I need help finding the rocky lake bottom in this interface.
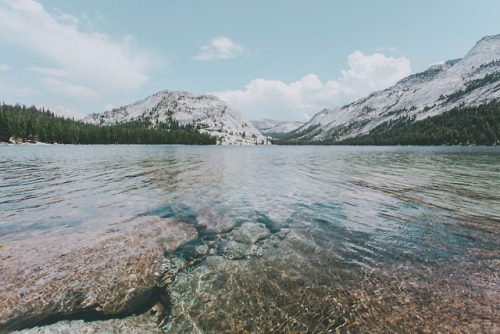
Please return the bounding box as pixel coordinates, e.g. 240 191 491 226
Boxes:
0 145 499 333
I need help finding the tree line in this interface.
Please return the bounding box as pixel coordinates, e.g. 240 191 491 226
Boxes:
0 103 217 145
273 101 500 146
335 101 500 146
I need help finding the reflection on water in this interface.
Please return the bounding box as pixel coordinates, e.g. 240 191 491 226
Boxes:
1 145 499 332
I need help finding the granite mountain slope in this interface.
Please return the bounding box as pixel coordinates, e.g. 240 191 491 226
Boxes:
285 34 500 142
84 91 269 145
251 119 304 137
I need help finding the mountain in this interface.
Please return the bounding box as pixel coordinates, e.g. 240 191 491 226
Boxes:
336 101 500 146
0 103 216 145
84 90 269 145
251 119 304 137
283 34 500 143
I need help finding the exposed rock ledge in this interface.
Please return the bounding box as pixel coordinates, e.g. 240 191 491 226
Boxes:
0 216 197 333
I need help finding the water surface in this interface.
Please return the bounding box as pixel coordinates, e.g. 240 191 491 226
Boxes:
1 145 499 332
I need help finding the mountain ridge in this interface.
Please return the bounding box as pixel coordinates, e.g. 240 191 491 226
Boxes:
251 119 304 136
282 34 500 143
84 90 269 145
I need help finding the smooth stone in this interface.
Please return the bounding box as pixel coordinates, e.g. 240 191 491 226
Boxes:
0 216 197 332
195 244 209 256
276 228 291 239
13 313 163 334
197 214 237 233
231 222 270 244
220 240 264 260
223 240 251 259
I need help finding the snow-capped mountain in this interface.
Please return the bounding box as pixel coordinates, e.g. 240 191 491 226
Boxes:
287 34 500 142
84 90 269 145
251 119 304 136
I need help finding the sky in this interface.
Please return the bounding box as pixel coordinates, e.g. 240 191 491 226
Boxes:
1 0 500 122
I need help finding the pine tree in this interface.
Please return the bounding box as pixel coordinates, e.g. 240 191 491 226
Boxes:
0 110 11 142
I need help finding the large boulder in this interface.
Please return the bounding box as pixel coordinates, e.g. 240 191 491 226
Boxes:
0 216 197 332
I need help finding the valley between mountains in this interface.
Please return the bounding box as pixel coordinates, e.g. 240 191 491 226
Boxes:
82 34 500 146
1 35 499 146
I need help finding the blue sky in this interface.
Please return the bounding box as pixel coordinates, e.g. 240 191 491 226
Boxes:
1 0 499 121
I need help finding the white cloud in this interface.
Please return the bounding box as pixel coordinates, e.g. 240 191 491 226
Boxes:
340 51 411 92
0 0 152 95
28 66 71 77
194 36 245 61
0 81 40 97
0 64 9 71
37 104 86 120
40 77 99 101
123 34 134 43
210 51 411 121
54 11 79 27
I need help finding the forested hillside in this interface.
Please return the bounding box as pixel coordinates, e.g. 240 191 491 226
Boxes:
84 90 269 145
307 101 499 146
281 35 500 143
0 104 216 145
273 101 500 146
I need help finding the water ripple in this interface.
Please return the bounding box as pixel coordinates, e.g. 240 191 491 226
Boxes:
1 145 499 269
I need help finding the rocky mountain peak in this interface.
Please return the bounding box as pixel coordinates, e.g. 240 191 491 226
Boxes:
282 34 500 143
84 90 269 145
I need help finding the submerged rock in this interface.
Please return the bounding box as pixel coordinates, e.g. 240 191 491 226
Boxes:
195 244 209 256
196 213 237 233
231 222 270 244
220 240 265 260
0 216 197 332
14 314 163 334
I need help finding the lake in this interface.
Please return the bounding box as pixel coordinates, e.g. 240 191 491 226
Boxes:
1 145 499 332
